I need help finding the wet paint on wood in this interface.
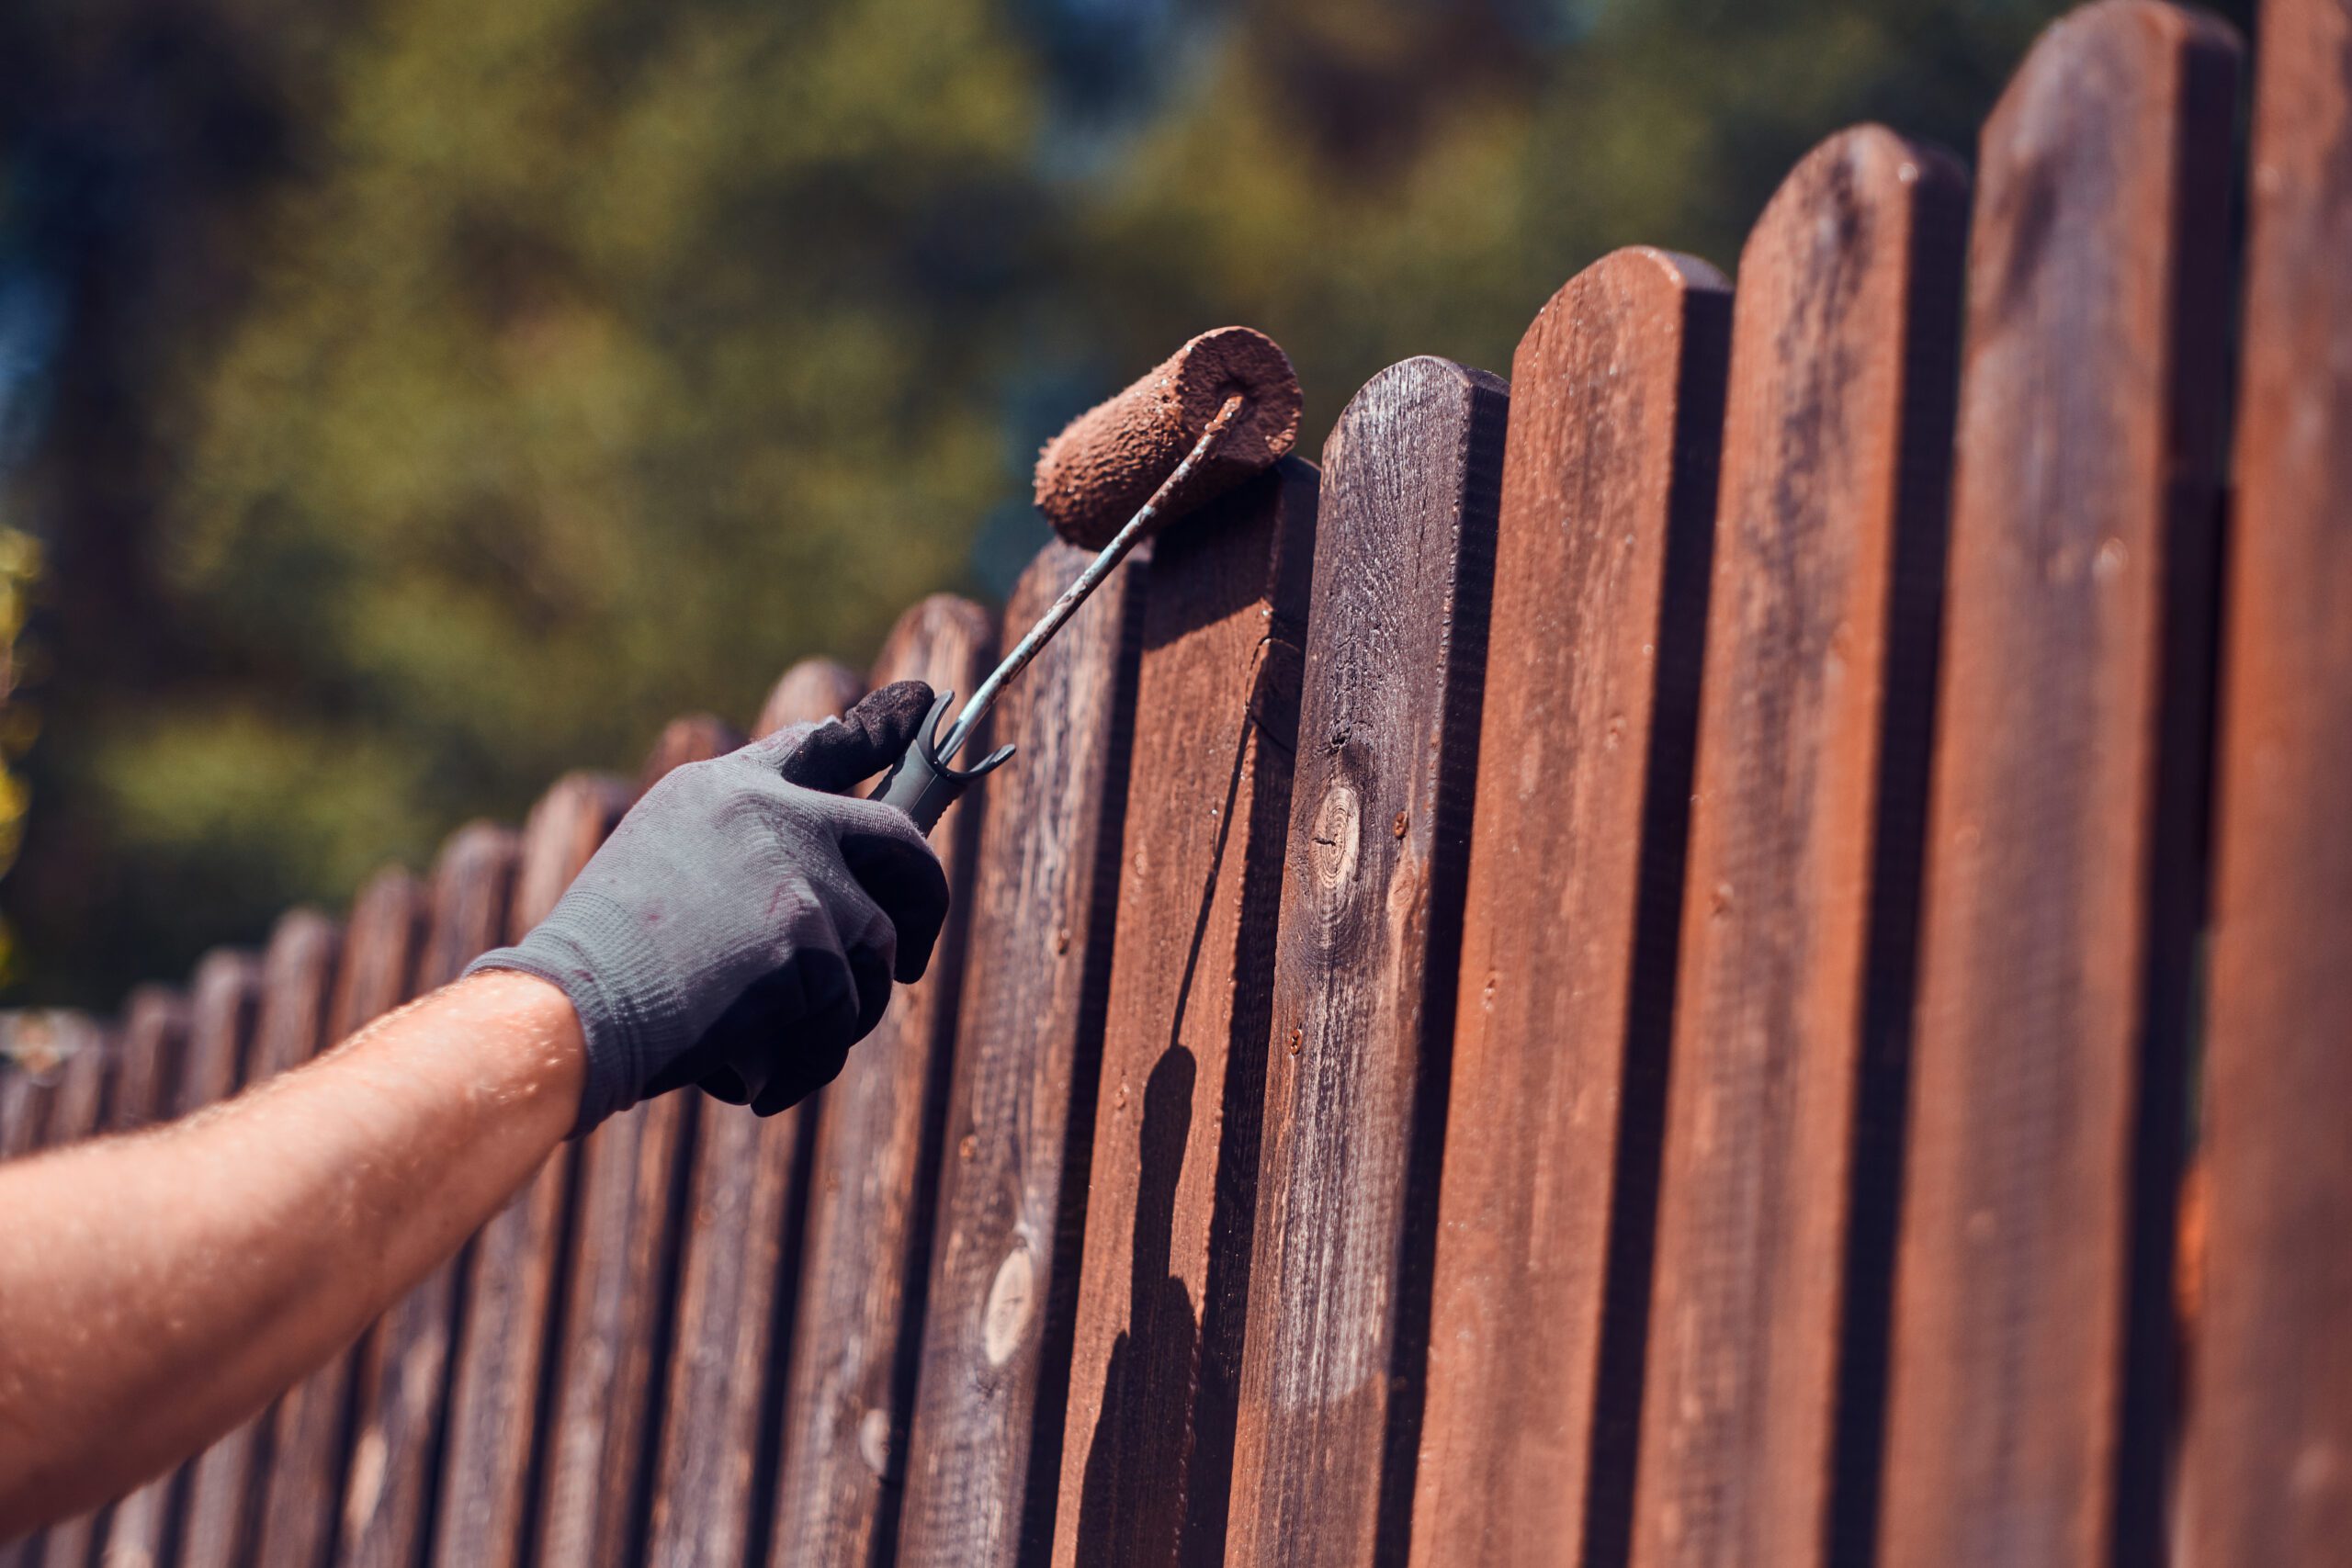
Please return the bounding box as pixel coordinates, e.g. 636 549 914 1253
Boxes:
1410 249 1730 1568
1876 6 2240 1566
767 599 997 1567
641 662 859 1568
1050 460 1320 1568
337 826 519 1568
252 869 429 1568
1227 356 1509 1567
435 775 631 1568
2184 0 2352 1556
893 543 1147 1567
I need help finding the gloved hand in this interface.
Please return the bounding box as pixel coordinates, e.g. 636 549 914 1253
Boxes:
469 682 950 1134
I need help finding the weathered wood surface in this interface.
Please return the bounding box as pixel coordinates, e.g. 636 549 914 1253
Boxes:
642 661 859 1568
338 826 520 1568
2185 0 2352 1557
1227 356 1509 1567
1410 249 1729 1568
179 912 345 1568
435 774 630 1568
1049 460 1320 1568
1627 130 1965 1568
1877 6 2240 1567
766 598 996 1566
893 543 1147 1566
528 742 729 1568
251 868 428 1568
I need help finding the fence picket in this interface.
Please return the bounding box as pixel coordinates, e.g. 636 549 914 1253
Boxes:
1049 459 1320 1568
1226 356 1509 1566
893 542 1147 1567
1410 248 1729 1568
2185 0 2352 1557
1876 6 2241 1565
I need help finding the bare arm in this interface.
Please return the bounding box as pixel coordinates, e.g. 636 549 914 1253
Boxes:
0 971 582 1536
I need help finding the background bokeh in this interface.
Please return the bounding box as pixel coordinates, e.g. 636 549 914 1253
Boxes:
0 0 2254 1005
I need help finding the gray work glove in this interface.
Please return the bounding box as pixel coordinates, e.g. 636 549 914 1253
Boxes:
469 682 950 1134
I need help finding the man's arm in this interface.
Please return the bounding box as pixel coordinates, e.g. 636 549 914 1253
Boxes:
0 971 580 1536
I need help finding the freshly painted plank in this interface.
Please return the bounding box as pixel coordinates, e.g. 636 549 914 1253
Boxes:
179 912 344 1568
1877 6 2240 1567
1625 131 1966 1568
893 543 1148 1566
252 869 429 1568
767 597 997 1566
640 661 858 1568
434 775 630 1568
527 737 731 1568
1049 460 1321 1568
337 826 520 1568
1226 356 1510 1567
1410 249 1730 1568
2185 0 2352 1557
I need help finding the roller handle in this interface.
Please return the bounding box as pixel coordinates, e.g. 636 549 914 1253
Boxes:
870 687 1014 834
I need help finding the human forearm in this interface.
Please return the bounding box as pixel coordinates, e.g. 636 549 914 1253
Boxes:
0 970 582 1534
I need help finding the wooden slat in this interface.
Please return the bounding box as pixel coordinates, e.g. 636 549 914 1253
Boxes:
526 736 729 1568
640 661 859 1568
893 543 1148 1566
766 597 996 1564
1624 130 1965 1568
179 912 344 1568
434 775 629 1568
21 1015 113 1568
337 826 520 1568
251 869 429 1568
1227 356 1509 1566
2185 0 2352 1557
1877 6 2240 1567
1048 460 1321 1568
1410 249 1730 1568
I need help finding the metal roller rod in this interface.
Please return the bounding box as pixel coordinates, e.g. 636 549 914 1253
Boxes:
933 393 1246 765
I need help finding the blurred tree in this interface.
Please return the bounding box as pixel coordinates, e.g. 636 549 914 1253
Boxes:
0 0 2252 1003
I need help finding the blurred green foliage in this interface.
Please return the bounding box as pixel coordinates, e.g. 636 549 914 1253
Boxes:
0 0 2254 1003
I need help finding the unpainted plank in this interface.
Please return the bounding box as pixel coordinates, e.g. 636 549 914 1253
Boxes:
528 739 730 1568
1625 130 1966 1568
434 774 631 1568
337 826 520 1568
766 597 997 1566
252 869 429 1568
1409 248 1730 1568
1049 460 1321 1568
640 661 859 1568
2184 0 2352 1556
1224 355 1510 1568
892 543 1148 1567
1876 6 2241 1567
178 912 345 1568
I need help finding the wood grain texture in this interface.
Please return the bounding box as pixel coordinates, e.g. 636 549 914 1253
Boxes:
766 597 997 1568
1409 249 1730 1568
892 543 1148 1567
1226 356 1509 1568
1049 459 1321 1568
526 747 730 1568
1626 131 1966 1568
252 870 429 1568
175 913 344 1568
337 825 519 1568
640 662 857 1568
435 775 630 1568
1877 6 2240 1567
2184 0 2352 1557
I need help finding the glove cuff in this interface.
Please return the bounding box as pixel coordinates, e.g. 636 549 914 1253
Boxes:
467 887 696 1135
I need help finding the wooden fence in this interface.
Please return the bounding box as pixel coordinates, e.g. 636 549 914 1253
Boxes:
4 0 2346 1562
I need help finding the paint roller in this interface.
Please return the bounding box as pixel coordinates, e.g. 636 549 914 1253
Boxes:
871 326 1304 831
